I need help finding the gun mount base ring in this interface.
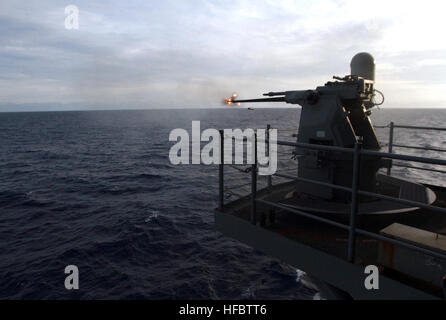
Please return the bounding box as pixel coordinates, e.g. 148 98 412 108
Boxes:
282 174 436 215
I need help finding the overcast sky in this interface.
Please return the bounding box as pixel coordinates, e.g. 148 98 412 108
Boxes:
1 0 446 111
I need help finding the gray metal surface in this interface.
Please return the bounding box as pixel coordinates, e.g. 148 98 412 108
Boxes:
215 209 436 299
274 173 436 215
216 52 446 300
379 223 446 292
231 53 384 201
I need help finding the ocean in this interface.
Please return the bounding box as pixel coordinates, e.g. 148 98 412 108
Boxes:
1 108 445 299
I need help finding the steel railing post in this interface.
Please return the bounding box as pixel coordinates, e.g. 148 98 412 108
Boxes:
251 133 258 225
219 129 224 211
387 121 394 175
266 124 272 189
348 139 362 263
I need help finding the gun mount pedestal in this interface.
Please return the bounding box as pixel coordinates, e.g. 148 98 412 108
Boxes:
217 53 446 299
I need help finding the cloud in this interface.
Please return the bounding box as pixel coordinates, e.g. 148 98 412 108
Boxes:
0 0 446 111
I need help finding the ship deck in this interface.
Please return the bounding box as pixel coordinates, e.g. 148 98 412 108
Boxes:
215 181 446 299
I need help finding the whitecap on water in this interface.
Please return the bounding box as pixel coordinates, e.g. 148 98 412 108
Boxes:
295 269 319 291
144 211 160 223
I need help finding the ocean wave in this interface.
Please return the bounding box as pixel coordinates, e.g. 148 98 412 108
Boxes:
1 108 442 299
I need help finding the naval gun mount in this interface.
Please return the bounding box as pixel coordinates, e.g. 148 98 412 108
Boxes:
218 53 446 299
231 53 436 215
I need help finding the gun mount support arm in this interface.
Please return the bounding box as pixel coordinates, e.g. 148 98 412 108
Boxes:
233 90 319 105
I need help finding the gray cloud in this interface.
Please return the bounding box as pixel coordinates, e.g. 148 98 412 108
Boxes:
0 0 445 111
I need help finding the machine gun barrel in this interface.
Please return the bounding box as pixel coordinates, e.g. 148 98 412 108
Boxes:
232 97 286 103
263 92 287 97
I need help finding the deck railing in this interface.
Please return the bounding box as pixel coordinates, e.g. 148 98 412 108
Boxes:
376 122 446 175
218 123 446 264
